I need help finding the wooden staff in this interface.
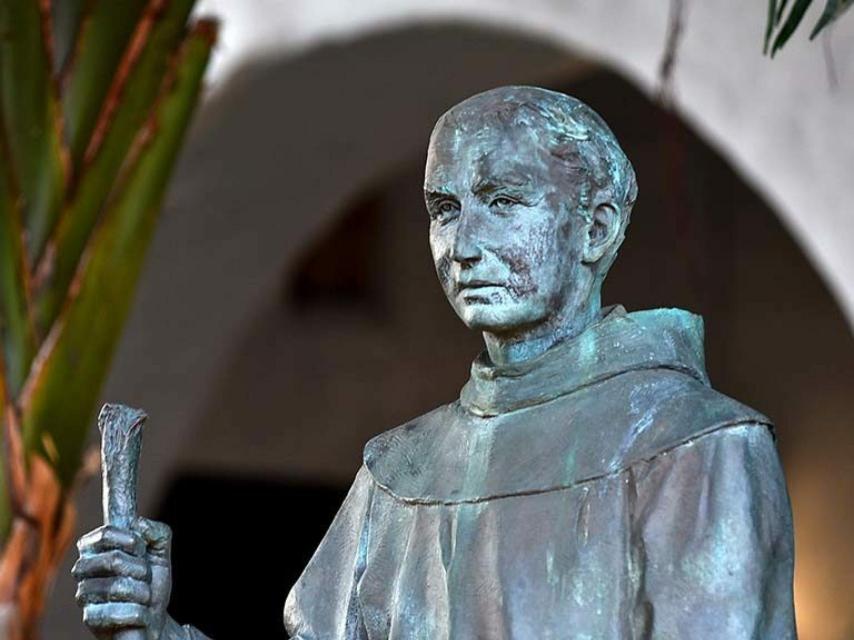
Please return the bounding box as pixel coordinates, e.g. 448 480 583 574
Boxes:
98 403 147 640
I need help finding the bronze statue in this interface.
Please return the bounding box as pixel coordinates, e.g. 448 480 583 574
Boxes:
73 87 797 639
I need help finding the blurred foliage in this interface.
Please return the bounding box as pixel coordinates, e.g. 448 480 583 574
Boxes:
0 1 216 636
765 0 853 54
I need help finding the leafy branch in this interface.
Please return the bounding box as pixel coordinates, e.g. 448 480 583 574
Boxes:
0 1 217 637
766 0 853 55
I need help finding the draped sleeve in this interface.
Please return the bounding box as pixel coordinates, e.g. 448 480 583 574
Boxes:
632 423 796 639
283 466 374 640
184 625 213 639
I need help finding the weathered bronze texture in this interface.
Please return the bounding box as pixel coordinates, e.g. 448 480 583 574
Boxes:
73 86 796 639
97 404 147 640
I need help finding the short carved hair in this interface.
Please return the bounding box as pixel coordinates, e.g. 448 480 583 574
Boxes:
435 86 638 277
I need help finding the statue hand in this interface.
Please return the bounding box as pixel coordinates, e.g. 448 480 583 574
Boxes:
73 518 174 640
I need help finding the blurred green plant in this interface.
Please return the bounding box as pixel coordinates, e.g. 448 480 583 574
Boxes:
0 1 216 636
765 0 853 54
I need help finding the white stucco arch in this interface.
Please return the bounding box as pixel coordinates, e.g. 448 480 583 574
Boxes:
199 0 854 326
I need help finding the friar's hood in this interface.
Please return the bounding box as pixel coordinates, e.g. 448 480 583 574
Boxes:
460 305 709 416
365 306 770 505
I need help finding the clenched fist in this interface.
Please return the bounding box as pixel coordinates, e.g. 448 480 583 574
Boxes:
73 518 185 639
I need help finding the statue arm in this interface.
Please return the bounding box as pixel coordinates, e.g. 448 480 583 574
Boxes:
284 466 374 639
184 625 213 640
633 423 796 639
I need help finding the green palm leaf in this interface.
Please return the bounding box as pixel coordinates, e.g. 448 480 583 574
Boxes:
50 0 86 73
766 0 854 53
36 0 196 335
21 23 216 487
61 0 150 165
771 0 814 55
0 0 67 261
0 0 216 633
810 0 854 37
0 138 36 396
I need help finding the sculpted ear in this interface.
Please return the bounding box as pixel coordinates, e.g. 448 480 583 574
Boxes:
582 202 622 265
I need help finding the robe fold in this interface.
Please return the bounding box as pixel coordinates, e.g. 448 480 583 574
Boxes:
283 307 797 639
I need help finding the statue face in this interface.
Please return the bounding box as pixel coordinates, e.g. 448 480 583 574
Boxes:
425 118 590 335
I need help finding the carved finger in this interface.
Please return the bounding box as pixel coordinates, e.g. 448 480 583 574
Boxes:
76 577 151 606
83 602 149 630
72 550 150 581
77 525 145 557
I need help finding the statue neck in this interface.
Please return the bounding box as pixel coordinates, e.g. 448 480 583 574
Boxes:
483 291 602 367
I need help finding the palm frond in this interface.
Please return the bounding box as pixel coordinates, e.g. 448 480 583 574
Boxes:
0 0 216 634
766 0 853 54
35 0 196 335
21 21 216 486
0 0 68 261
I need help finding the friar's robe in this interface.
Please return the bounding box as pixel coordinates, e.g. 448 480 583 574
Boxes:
283 307 797 639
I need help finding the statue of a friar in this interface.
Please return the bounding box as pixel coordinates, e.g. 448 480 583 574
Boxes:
73 86 797 639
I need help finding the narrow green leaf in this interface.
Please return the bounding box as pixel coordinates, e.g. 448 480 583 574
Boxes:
810 0 854 38
772 0 814 55
51 0 87 72
0 375 12 542
36 0 196 335
21 25 215 486
61 0 150 164
776 0 791 22
765 0 779 52
0 141 37 396
0 0 67 261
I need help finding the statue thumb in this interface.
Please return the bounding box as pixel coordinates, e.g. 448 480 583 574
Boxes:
132 518 172 562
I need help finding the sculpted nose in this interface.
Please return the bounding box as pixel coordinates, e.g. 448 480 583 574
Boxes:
451 212 482 266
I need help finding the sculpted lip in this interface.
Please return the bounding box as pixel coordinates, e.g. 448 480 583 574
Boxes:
455 280 505 295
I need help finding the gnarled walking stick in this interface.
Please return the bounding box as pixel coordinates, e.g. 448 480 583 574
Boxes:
98 403 147 640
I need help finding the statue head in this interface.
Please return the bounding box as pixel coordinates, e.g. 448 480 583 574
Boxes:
424 86 637 361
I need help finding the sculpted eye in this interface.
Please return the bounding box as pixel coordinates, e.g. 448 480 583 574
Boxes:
430 198 460 224
490 196 519 209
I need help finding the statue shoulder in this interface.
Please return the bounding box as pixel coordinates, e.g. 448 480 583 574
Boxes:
363 402 453 468
359 371 774 503
361 402 459 502
622 374 774 468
